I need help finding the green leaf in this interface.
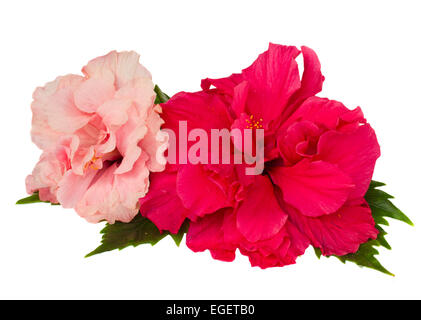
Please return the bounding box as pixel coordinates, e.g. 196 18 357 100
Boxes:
366 181 413 226
16 192 58 205
314 180 412 276
375 225 391 250
86 214 189 257
314 247 322 259
336 240 395 276
170 221 189 247
86 215 165 257
368 180 386 188
154 85 170 104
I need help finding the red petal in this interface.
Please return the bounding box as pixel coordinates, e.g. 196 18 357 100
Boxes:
241 43 301 123
176 165 233 219
162 90 232 137
186 208 236 262
281 46 325 121
277 120 320 165
139 172 188 234
239 220 310 269
287 199 378 256
270 159 354 217
201 73 244 95
236 175 287 242
282 96 363 131
316 124 380 199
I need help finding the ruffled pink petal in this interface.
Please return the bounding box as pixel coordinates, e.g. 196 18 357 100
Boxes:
140 172 189 234
57 168 99 209
316 124 380 199
31 75 92 138
96 131 117 155
31 77 77 150
270 159 354 217
82 51 152 89
114 108 148 175
74 78 115 113
236 175 287 242
75 154 150 224
74 163 117 222
287 199 378 256
112 155 150 221
138 106 168 172
97 98 133 127
25 151 66 203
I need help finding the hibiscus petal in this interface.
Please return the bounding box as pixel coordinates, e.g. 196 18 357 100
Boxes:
31 75 84 149
75 155 150 224
162 90 232 134
57 168 99 209
82 51 152 89
282 96 365 131
140 172 189 234
138 106 169 172
115 154 150 203
287 199 378 256
281 46 325 120
316 124 380 199
297 46 325 100
209 249 236 262
186 208 236 262
114 119 148 175
176 165 233 218
239 222 309 269
241 43 301 123
223 205 309 268
74 78 115 113
97 98 133 127
231 81 249 117
44 83 92 134
25 151 66 203
270 159 354 217
201 73 243 95
236 175 287 242
277 120 320 165
74 163 118 222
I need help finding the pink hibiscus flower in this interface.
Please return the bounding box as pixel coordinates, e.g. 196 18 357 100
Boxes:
26 51 168 223
140 44 380 267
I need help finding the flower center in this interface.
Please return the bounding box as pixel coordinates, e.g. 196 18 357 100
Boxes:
245 114 263 129
84 150 102 170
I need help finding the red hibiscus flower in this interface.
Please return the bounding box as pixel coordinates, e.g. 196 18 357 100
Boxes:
139 43 380 268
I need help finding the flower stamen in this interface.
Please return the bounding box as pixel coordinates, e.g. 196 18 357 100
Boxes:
84 150 102 170
245 114 263 129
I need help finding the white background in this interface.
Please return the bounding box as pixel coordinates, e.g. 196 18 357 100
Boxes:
0 0 420 299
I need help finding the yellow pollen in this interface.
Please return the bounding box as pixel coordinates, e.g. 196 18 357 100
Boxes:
84 150 102 170
245 114 263 129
